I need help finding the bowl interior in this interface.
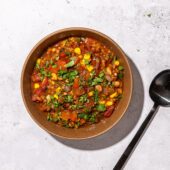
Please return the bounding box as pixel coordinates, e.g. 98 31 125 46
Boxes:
21 28 132 139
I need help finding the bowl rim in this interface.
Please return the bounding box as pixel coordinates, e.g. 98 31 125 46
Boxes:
21 27 133 140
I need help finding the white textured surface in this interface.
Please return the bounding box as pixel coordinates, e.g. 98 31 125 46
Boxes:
0 0 170 170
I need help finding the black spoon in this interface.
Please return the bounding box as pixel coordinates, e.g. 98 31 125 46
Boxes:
113 69 170 170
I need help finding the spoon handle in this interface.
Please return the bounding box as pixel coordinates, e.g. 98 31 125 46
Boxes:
113 103 159 170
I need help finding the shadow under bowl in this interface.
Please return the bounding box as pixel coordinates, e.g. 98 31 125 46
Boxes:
21 27 133 140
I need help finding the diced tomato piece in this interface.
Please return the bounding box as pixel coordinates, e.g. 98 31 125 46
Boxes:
57 60 67 70
31 73 41 82
34 88 43 95
59 52 66 58
49 66 59 73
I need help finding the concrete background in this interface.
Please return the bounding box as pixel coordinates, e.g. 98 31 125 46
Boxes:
0 0 170 169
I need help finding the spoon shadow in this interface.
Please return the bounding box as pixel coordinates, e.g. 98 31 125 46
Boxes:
51 57 144 150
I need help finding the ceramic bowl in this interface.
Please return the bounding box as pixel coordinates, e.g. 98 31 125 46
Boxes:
21 27 132 139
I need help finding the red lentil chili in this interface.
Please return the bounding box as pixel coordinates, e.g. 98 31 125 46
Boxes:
31 37 124 128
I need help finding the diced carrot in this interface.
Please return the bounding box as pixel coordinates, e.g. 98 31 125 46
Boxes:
70 112 77 121
61 111 70 121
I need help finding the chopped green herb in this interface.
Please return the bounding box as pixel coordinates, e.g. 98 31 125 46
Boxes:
118 73 123 79
53 101 59 108
50 59 54 65
78 113 89 120
58 70 67 77
94 90 99 103
89 115 96 123
92 77 103 86
65 51 71 56
46 72 52 78
65 60 75 68
64 95 73 103
118 66 124 71
99 71 105 78
35 63 40 69
79 94 88 103
52 64 57 68
96 104 106 112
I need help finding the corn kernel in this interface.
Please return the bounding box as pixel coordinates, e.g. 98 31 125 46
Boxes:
86 65 94 72
110 92 118 98
56 87 61 93
51 48 56 52
105 101 113 106
74 47 81 54
51 73 58 80
114 60 120 66
80 59 85 65
53 94 58 99
114 81 120 87
36 59 41 65
34 83 40 89
84 53 91 60
88 91 94 96
99 100 106 104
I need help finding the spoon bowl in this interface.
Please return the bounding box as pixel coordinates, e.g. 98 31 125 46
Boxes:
150 69 170 106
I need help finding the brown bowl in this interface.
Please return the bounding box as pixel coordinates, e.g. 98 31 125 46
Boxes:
21 27 132 140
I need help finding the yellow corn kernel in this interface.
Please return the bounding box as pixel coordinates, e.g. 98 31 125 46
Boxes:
84 53 91 60
99 100 106 104
105 101 113 106
74 47 81 54
80 59 85 65
110 92 118 98
114 60 120 66
88 91 94 96
51 48 56 52
51 73 58 80
86 65 94 72
36 59 41 65
53 94 58 99
34 83 40 89
56 87 61 93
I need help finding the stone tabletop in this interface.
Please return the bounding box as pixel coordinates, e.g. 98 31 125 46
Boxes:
0 0 170 170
